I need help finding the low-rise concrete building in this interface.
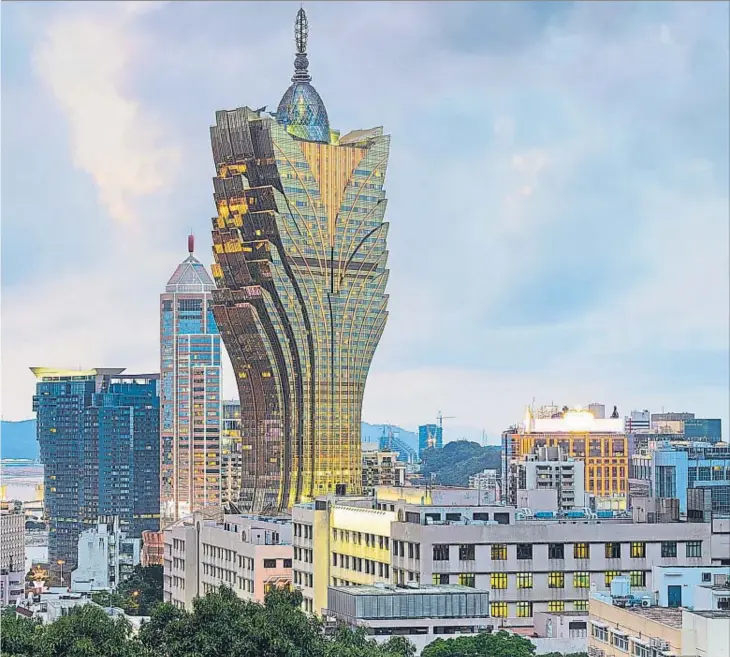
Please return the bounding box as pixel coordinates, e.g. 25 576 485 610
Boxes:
362 450 406 493
512 447 586 512
325 584 491 652
294 488 720 627
652 565 730 608
164 512 292 610
589 589 730 657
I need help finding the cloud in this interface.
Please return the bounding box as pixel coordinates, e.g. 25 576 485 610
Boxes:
2 1 728 439
32 3 179 226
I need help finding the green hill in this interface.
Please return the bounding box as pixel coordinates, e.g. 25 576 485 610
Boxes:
421 440 501 486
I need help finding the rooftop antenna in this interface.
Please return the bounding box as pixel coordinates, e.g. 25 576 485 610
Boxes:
292 7 311 83
188 233 195 255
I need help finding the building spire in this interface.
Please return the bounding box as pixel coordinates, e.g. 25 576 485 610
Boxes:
292 7 311 83
188 233 195 255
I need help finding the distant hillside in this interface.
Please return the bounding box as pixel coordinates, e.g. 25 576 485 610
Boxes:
1 419 416 461
421 440 501 486
1 420 38 460
361 422 418 450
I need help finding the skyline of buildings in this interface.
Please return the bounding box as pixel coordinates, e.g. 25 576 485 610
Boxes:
208 8 391 513
160 236 222 522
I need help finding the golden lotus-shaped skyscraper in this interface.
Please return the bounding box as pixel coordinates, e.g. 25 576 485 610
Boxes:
209 9 390 513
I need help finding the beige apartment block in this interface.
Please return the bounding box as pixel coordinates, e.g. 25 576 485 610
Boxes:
163 512 292 610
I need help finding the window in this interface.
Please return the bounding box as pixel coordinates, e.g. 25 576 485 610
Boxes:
548 572 565 588
516 573 533 589
458 544 475 560
605 571 621 587
574 572 590 588
632 643 651 657
548 601 565 612
283 559 292 568
517 544 533 560
574 542 590 559
612 632 629 651
661 541 677 558
490 573 508 589
605 543 621 559
702 572 712 583
630 542 646 558
592 624 608 642
432 573 449 585
516 601 533 617
687 541 702 558
574 600 589 611
630 571 646 588
458 573 475 588
549 543 565 559
490 602 508 617
263 559 277 569
491 544 507 561
433 544 450 561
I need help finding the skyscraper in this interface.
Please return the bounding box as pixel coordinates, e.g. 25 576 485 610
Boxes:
221 399 243 506
32 368 160 569
209 8 390 512
160 236 222 522
418 424 443 455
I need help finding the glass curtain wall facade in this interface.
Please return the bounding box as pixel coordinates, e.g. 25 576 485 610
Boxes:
32 368 160 568
160 239 222 522
222 399 243 506
209 9 390 513
419 424 443 455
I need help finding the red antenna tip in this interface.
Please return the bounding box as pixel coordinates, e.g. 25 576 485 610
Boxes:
188 234 194 254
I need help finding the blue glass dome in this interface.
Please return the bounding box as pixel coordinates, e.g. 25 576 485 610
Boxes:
276 81 330 143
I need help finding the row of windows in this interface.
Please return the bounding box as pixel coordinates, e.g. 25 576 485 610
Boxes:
489 600 584 617
294 547 313 563
293 569 313 588
332 529 389 549
332 552 390 578
293 523 312 539
430 541 701 561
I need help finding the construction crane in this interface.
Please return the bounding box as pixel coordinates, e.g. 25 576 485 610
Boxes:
433 410 455 448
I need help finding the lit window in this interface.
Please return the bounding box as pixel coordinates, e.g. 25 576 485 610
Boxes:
516 601 533 617
516 573 533 589
548 601 565 612
574 572 591 588
605 571 621 587
630 571 646 588
630 542 646 558
490 602 508 617
574 542 590 559
490 573 507 589
574 600 589 611
458 573 475 588
548 572 565 589
491 544 507 561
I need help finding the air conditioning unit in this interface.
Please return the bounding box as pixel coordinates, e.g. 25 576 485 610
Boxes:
651 638 670 651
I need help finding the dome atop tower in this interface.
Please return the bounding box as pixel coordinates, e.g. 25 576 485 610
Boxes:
275 8 331 143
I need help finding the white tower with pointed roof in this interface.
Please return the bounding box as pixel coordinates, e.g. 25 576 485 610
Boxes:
160 236 222 522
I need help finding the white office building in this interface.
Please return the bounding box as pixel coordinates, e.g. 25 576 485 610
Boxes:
164 512 292 610
0 509 25 606
468 469 501 504
512 446 586 511
70 518 140 593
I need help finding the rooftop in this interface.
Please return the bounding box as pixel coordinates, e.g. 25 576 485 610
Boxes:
165 254 215 293
627 606 684 629
687 610 730 619
328 584 486 597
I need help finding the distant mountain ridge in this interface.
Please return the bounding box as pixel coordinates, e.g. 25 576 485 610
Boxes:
1 420 39 461
2 419 415 461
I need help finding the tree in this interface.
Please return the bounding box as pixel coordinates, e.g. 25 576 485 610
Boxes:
92 565 164 616
37 605 146 657
1 608 44 657
421 630 536 657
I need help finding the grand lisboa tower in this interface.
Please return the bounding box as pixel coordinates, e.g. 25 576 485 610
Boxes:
209 8 391 513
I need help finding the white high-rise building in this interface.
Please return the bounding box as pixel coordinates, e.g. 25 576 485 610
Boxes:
160 236 222 522
70 517 140 592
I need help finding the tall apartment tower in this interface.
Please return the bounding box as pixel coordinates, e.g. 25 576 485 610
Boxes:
160 237 222 522
208 9 391 513
32 368 160 569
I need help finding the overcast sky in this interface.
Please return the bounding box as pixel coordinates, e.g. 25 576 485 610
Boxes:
2 1 728 442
